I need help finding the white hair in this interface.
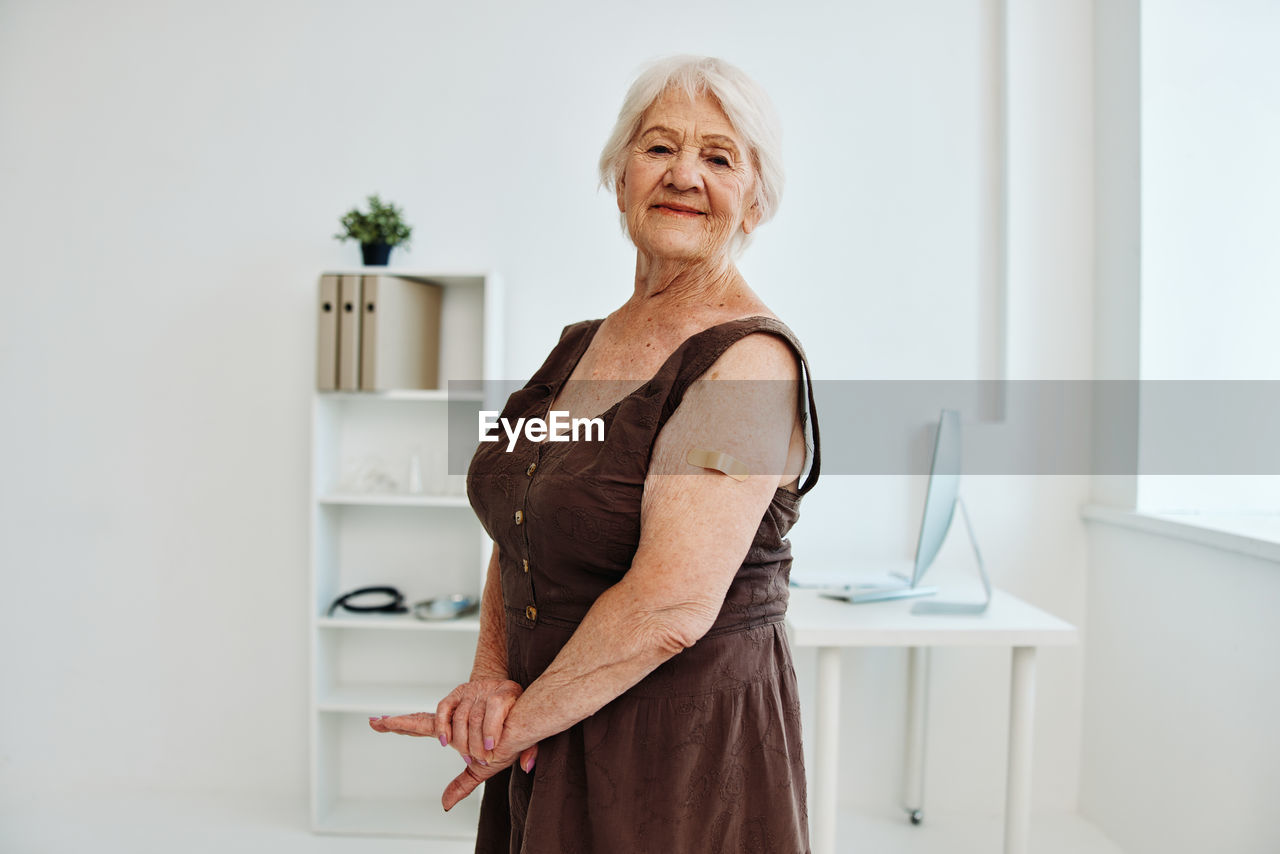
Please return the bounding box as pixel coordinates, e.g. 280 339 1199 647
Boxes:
598 55 784 260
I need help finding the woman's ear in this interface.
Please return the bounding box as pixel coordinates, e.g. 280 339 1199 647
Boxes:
742 199 762 235
616 176 626 213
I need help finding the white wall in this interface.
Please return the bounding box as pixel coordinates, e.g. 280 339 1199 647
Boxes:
1080 522 1280 854
0 0 1094 823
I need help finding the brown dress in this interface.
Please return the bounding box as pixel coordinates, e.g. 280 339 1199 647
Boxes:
465 315 822 854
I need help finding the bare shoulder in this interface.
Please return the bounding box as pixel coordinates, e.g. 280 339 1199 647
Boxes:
704 322 801 383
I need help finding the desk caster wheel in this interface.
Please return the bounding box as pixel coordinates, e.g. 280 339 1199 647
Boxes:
909 810 924 826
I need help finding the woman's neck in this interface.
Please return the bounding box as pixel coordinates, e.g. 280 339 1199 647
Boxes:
629 250 742 307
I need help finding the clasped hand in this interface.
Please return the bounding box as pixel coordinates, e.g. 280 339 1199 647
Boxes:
368 678 539 811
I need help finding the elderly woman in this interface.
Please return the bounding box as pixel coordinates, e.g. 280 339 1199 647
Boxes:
372 54 821 852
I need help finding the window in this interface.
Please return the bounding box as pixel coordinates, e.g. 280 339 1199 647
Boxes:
1136 0 1280 513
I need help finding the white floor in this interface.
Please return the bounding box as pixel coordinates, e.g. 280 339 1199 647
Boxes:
1 789 1127 854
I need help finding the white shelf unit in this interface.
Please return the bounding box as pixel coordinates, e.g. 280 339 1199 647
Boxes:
308 269 503 839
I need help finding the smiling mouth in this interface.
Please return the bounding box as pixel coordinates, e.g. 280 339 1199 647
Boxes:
653 204 705 217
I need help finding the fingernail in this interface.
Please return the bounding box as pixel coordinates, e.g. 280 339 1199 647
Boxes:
368 717 378 723
439 735 448 747
463 755 472 765
478 758 488 767
524 756 535 773
484 737 494 751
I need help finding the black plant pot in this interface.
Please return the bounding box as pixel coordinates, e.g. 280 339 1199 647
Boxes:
361 242 392 266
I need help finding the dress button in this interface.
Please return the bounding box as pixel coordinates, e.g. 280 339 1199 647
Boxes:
526 462 537 477
514 509 524 525
522 558 529 573
525 605 538 622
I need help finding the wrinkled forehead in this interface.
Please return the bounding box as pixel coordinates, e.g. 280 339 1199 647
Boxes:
634 86 744 148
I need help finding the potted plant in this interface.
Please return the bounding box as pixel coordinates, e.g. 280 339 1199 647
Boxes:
334 194 413 266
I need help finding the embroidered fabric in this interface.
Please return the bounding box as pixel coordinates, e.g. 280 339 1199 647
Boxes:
466 316 822 854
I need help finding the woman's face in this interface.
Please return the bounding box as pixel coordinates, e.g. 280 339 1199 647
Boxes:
617 87 761 264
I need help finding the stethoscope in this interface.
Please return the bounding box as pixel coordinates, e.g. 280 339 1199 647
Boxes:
326 585 407 616
326 586 477 620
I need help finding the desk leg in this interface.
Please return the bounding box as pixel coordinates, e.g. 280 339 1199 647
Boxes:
814 646 841 854
902 646 929 824
1004 646 1037 854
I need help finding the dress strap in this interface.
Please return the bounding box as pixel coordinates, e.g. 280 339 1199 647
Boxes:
662 316 822 495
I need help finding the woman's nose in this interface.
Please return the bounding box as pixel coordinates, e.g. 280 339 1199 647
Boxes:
664 148 702 191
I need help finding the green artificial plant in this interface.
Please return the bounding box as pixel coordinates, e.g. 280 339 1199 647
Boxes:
334 194 413 248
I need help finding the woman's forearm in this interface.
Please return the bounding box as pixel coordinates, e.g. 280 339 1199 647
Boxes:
503 571 716 746
470 545 508 681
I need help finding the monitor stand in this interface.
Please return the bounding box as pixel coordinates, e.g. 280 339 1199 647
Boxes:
821 583 940 605
910 496 991 615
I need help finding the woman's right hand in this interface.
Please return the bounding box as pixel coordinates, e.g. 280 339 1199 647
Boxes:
435 679 538 771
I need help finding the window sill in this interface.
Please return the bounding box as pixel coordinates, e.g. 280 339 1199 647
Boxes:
1080 504 1280 563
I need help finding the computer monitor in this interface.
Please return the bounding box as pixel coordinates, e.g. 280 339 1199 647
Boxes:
909 408 961 588
819 408 990 613
910 409 991 615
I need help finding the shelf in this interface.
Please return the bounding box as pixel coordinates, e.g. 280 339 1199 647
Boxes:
318 680 457 713
310 268 500 839
317 389 484 402
320 268 493 288
317 613 480 632
314 796 479 839
318 492 471 507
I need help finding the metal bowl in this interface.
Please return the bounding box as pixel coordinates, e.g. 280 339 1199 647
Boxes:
412 594 478 621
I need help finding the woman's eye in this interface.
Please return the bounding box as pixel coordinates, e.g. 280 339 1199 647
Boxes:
647 145 673 154
708 155 731 167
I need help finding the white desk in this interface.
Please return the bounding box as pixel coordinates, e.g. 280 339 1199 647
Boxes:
785 587 1078 854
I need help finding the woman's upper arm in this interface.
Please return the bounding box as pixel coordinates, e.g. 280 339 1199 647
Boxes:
623 332 801 646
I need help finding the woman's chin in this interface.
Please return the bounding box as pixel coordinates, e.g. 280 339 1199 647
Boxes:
636 235 724 265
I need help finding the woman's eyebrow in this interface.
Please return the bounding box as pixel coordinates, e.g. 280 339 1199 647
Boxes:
638 127 741 155
639 125 678 140
700 134 740 155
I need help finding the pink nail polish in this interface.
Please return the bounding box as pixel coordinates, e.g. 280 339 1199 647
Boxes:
524 756 535 773
439 735 448 747
463 755 472 765
484 737 494 751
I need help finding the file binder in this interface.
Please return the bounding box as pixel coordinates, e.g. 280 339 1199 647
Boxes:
315 275 339 391
337 275 362 391
358 275 443 390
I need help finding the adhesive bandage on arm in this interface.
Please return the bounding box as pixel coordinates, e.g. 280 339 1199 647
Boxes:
685 448 750 482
